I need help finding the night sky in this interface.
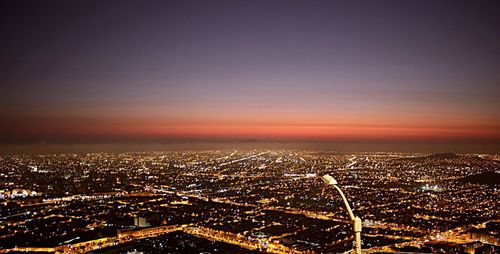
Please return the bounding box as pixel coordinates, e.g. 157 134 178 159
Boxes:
1 1 500 152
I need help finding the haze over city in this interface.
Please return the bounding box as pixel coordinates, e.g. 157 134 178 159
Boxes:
1 0 500 153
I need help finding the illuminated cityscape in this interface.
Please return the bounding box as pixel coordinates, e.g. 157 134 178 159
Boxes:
1 150 498 253
1 0 500 253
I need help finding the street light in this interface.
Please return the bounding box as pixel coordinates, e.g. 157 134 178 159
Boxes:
321 174 362 254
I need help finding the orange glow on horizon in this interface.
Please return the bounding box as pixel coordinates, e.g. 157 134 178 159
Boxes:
4 113 499 142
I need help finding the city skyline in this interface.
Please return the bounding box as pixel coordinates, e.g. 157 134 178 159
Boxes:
1 0 500 153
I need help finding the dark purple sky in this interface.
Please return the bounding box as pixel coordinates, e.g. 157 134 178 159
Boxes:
1 0 499 152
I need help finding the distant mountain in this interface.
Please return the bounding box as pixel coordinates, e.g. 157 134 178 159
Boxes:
458 171 500 185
